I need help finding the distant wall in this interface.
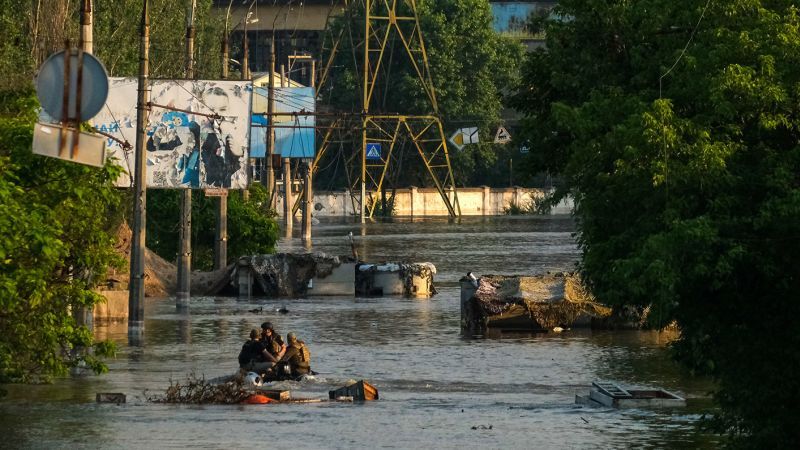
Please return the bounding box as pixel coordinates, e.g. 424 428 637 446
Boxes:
275 187 573 217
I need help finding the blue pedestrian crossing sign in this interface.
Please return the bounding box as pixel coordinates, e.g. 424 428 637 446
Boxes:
366 143 382 160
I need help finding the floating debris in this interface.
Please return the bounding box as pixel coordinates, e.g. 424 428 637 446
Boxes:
244 394 275 404
147 372 251 404
328 380 379 401
576 381 686 409
239 253 353 297
96 393 126 404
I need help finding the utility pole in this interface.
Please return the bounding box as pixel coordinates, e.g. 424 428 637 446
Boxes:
73 0 94 333
81 0 93 53
216 1 231 270
281 65 292 236
284 157 293 236
129 0 150 340
176 0 196 308
263 36 276 209
242 15 249 79
301 58 316 243
301 160 312 242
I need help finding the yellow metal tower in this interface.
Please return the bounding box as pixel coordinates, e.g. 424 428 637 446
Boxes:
314 0 461 220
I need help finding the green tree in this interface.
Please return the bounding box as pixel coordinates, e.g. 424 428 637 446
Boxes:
147 185 279 271
1 1 223 87
0 89 122 388
0 0 270 390
94 0 223 79
318 0 524 188
515 1 800 445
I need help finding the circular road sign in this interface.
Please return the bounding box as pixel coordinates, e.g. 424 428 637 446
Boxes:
35 50 109 122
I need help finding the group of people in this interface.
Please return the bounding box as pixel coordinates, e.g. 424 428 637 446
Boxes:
238 322 312 381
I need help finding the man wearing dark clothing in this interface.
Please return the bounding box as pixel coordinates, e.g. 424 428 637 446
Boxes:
238 329 275 373
261 322 286 361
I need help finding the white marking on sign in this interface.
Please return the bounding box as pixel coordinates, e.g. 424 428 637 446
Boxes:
448 127 479 151
366 143 382 160
494 126 511 144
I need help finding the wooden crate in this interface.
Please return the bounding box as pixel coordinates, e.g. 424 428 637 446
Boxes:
328 380 379 401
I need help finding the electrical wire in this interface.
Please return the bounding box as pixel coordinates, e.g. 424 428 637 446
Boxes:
659 0 712 98
103 103 134 186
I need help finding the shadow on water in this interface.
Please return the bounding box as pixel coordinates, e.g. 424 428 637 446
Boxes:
0 216 719 448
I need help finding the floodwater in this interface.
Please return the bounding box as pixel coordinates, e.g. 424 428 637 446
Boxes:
0 216 718 449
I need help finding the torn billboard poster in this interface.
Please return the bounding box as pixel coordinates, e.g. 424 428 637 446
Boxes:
94 78 252 188
251 86 315 158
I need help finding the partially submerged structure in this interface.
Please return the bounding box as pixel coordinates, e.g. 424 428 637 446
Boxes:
235 253 436 298
460 272 611 333
575 381 686 409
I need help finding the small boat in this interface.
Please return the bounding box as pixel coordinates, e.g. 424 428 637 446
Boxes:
576 381 686 408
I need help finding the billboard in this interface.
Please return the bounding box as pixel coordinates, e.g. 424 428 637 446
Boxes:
251 86 315 158
94 78 252 188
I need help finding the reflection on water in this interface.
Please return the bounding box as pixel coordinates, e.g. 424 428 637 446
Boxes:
0 217 717 448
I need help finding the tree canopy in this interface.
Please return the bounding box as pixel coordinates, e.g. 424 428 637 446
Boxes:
515 0 800 445
0 90 122 387
0 1 276 387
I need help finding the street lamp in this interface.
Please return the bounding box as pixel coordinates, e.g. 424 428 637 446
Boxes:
242 9 259 79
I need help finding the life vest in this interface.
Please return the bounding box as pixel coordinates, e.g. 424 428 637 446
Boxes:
294 342 311 371
300 343 311 366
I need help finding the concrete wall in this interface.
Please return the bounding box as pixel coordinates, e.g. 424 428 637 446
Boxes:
275 187 573 217
308 263 356 296
94 291 129 322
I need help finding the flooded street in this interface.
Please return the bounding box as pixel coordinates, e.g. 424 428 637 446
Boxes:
0 216 717 448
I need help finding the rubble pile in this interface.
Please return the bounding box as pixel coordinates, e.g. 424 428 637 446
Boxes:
463 272 611 333
240 252 353 297
401 263 437 296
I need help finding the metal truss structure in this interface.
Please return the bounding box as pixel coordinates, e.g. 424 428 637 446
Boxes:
307 0 461 220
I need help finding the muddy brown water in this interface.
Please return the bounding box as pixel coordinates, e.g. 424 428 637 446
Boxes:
0 216 718 448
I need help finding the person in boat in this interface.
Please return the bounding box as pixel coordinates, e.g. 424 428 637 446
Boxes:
260 322 286 361
238 329 277 373
277 332 312 378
